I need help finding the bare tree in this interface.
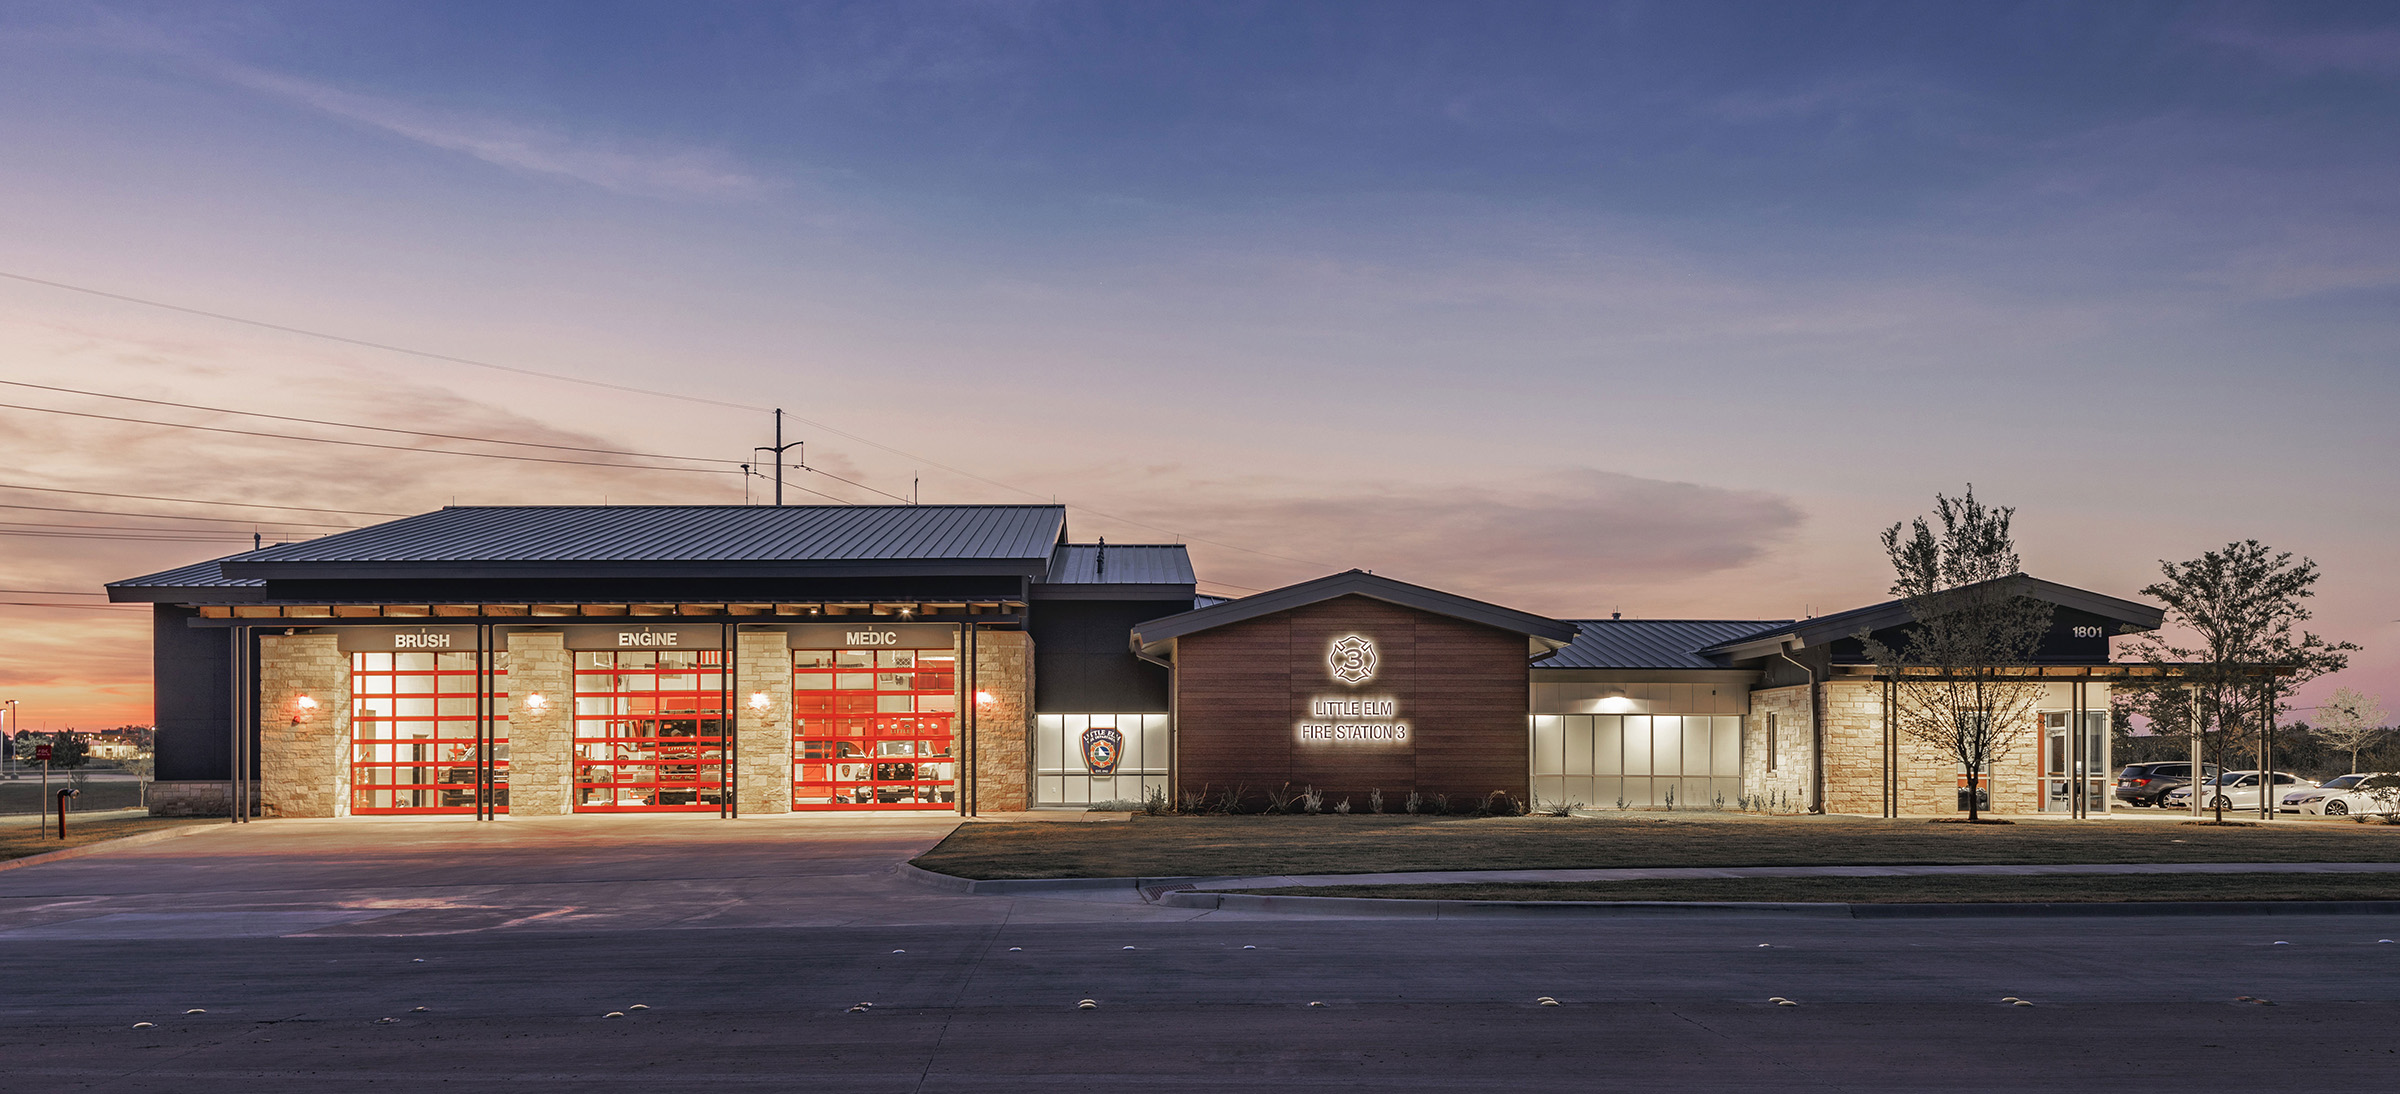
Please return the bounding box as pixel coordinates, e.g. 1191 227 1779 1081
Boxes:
2314 688 2388 775
1859 487 2054 822
2117 540 2355 821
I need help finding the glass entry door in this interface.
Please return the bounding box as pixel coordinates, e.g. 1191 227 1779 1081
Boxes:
2042 711 2108 814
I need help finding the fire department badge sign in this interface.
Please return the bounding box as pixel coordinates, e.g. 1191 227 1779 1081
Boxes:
1081 725 1124 775
1329 634 1377 685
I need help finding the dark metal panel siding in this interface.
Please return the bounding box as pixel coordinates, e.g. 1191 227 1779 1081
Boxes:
1545 620 1792 670
1029 600 1181 712
153 606 232 783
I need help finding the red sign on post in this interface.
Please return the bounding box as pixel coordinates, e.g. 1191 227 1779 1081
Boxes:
32 744 51 762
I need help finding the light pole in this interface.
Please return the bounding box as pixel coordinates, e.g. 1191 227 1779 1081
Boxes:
2 699 15 781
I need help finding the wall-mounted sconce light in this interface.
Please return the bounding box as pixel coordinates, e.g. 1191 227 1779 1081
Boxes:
749 691 771 710
292 694 319 724
523 693 549 711
974 690 997 708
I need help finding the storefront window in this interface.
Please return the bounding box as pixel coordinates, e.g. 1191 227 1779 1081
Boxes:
350 650 508 814
792 647 956 809
572 649 726 812
1530 714 1740 810
1035 714 1170 806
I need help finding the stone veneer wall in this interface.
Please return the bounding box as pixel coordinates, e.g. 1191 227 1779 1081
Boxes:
735 630 794 815
971 628 1032 812
1815 679 2058 815
504 632 573 816
1741 685 1813 809
148 780 254 817
256 632 350 818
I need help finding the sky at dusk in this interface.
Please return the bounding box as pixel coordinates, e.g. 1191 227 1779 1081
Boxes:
0 1 2393 730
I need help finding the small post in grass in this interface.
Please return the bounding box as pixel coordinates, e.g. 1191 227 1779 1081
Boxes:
55 787 78 840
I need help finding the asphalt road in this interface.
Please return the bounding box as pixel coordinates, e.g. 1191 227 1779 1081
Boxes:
3 816 2397 1092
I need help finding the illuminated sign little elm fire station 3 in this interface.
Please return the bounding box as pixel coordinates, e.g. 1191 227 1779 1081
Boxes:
1298 634 1409 743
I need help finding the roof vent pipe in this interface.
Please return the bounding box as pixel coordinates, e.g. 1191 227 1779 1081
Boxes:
1095 537 1105 577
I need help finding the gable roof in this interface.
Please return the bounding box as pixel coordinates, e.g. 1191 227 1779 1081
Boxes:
1544 619 1793 670
1132 570 1577 658
1701 574 2164 661
202 505 1068 580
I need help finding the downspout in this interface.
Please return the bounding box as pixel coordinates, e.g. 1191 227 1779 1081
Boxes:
1774 645 1823 814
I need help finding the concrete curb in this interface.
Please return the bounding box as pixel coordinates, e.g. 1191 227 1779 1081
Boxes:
893 861 1206 896
1164 889 2400 919
901 862 2400 919
0 822 218 875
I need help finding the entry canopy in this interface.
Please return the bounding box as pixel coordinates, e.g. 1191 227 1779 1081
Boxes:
1131 569 1579 660
1699 573 2165 663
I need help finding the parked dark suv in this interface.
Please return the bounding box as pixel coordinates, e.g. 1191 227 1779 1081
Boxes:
2115 761 2219 807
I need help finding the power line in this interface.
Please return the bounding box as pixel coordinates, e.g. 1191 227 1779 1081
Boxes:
0 379 752 466
0 270 766 412
0 530 258 542
0 402 741 476
0 601 148 611
0 502 353 529
0 520 286 536
0 270 1334 569
0 481 400 517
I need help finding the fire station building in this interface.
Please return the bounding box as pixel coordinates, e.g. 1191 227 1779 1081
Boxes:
108 504 2167 819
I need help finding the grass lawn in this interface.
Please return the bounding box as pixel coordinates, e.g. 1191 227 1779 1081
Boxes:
1226 873 2400 904
0 816 214 862
913 813 2400 880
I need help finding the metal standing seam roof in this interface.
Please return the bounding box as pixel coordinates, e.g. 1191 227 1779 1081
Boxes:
1133 570 1578 655
1042 544 1196 585
1542 619 1794 670
107 555 265 590
213 505 1069 566
1697 574 2165 658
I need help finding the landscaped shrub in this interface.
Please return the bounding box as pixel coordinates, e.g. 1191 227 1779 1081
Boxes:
1368 788 1385 814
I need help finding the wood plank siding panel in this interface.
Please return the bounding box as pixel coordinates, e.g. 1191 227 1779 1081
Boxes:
1173 595 1529 809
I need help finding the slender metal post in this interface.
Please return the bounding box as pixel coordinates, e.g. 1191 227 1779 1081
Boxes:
965 623 977 817
722 622 737 819
2261 675 2277 821
774 409 782 506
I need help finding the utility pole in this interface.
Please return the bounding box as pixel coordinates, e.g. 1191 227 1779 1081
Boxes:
754 408 801 507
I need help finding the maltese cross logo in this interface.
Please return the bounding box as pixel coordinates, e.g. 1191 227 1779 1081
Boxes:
1328 634 1377 685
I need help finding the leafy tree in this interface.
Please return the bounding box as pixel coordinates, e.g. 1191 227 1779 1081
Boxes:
2117 540 2355 820
42 733 89 769
2314 688 2389 775
1859 487 2054 822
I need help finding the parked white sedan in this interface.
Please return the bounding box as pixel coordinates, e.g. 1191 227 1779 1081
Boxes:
2280 773 2399 817
2164 770 2317 811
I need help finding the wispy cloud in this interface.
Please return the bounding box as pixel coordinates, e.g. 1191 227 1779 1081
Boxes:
1071 467 1804 611
209 63 773 201
2196 20 2400 77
